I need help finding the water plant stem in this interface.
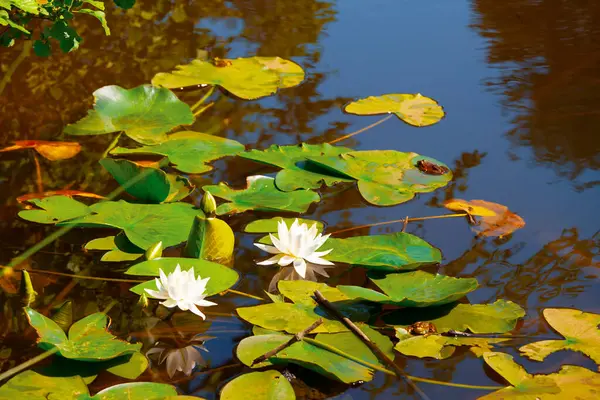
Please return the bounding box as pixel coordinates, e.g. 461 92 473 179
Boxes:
313 290 431 400
302 338 501 391
32 152 43 193
0 40 32 97
251 319 323 366
193 102 214 117
191 86 216 112
224 289 264 301
8 165 158 268
0 347 59 383
0 265 145 283
328 114 393 145
330 213 468 235
101 132 122 159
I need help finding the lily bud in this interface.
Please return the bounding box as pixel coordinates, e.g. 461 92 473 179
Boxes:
145 241 163 260
201 191 217 216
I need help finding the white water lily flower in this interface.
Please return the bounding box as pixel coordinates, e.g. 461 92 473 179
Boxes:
145 264 217 319
254 219 334 279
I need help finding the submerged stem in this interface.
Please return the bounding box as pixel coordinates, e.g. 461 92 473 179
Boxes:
0 347 59 382
330 213 468 235
0 266 145 283
102 132 123 159
223 289 264 301
191 86 216 112
303 338 501 391
193 101 214 117
0 40 32 97
328 114 394 145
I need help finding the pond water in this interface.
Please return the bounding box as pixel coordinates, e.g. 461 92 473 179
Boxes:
1 0 599 398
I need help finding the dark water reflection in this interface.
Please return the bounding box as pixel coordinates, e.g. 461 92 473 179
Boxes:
1 0 599 399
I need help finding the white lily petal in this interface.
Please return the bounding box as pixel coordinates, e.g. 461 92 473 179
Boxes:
293 258 307 278
257 254 284 265
189 303 207 320
278 255 296 266
254 243 281 254
161 298 178 308
305 254 335 266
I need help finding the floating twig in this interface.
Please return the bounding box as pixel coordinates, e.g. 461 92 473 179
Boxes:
251 318 323 366
401 215 409 232
313 290 431 400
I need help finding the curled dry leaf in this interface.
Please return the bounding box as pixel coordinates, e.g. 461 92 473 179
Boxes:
444 199 525 237
443 198 497 217
17 190 105 203
0 140 81 161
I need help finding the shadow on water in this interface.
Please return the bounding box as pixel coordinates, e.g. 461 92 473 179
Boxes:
0 0 599 398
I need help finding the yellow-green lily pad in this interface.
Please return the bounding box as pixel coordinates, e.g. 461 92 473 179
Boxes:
344 93 444 127
152 56 304 100
519 308 600 367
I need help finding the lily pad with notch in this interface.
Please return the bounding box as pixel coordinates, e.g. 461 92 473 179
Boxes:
344 93 445 127
152 56 304 100
338 270 478 307
383 300 526 334
64 85 194 145
59 200 203 249
240 143 354 191
306 150 452 206
203 175 320 216
110 131 245 174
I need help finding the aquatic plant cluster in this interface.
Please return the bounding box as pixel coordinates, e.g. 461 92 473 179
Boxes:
0 55 598 399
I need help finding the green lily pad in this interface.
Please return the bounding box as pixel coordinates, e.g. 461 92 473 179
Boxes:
18 195 91 224
100 158 193 203
384 300 526 334
240 143 354 191
84 234 144 262
307 150 452 206
479 352 600 400
236 335 372 383
59 200 203 249
125 257 239 297
237 326 390 384
0 371 88 399
204 175 320 216
519 308 600 367
37 352 149 381
325 232 442 271
0 370 179 399
25 307 141 361
394 328 508 359
110 131 245 174
344 94 445 127
220 371 295 400
338 271 478 307
64 85 194 145
236 303 348 334
152 57 304 100
244 217 324 233
275 280 377 320
277 280 350 306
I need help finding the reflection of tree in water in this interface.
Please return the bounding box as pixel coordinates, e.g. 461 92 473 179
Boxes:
443 228 600 310
0 0 345 201
471 0 600 185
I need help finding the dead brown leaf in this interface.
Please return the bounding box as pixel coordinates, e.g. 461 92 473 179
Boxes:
0 140 81 161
